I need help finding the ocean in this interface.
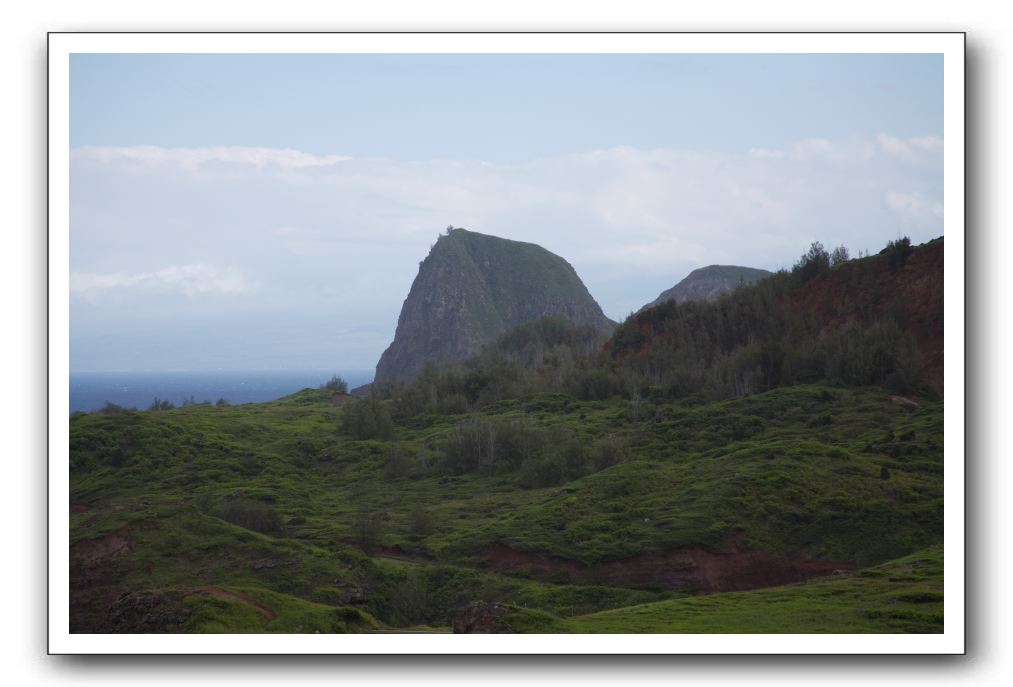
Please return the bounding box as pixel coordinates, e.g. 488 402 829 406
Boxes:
69 370 373 414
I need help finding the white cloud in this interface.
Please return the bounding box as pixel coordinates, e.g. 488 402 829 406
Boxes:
749 148 785 159
71 264 254 298
877 134 943 161
70 136 944 356
72 145 352 170
885 190 944 223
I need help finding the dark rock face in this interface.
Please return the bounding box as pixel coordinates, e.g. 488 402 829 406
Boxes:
641 265 772 311
374 229 614 385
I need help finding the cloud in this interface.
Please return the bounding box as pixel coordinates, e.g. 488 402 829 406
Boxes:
885 190 944 223
749 148 785 159
71 264 254 298
877 134 943 161
72 145 351 170
70 136 944 367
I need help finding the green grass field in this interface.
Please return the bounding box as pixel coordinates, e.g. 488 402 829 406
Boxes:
69 383 943 633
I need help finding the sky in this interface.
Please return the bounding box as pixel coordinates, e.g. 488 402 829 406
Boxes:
69 53 944 373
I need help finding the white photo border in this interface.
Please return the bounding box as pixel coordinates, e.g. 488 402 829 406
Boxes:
48 31 965 655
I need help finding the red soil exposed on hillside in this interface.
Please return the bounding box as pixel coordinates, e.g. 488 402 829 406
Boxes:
480 543 853 593
793 240 944 392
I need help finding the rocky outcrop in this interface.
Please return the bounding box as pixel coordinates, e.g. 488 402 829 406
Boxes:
641 265 772 311
374 228 614 385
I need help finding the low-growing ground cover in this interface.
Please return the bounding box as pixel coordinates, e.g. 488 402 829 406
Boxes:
69 382 943 633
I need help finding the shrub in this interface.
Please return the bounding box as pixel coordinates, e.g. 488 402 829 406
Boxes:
383 442 413 480
441 416 497 474
148 397 175 411
493 417 546 470
517 453 566 489
97 401 131 415
590 434 633 471
323 375 349 394
341 395 393 440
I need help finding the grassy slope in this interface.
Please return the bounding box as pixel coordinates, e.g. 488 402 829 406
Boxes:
512 546 943 634
69 383 943 632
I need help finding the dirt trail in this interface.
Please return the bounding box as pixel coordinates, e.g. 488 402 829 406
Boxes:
193 586 278 621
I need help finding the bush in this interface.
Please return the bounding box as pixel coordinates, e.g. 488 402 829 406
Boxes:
555 438 589 481
590 434 633 471
341 396 393 440
517 453 566 489
408 505 436 538
493 417 546 470
148 397 175 411
383 442 413 480
98 401 132 415
323 375 349 394
441 416 497 474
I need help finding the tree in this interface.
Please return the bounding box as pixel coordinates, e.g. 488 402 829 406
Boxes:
323 375 349 394
794 241 831 283
882 237 913 272
341 394 393 440
830 245 850 267
148 397 174 411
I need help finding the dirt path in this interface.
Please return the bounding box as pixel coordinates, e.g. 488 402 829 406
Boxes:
193 586 278 621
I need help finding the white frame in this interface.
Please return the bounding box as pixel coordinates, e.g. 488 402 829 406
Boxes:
48 31 965 655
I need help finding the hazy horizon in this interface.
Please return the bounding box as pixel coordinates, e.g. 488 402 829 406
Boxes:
70 53 944 373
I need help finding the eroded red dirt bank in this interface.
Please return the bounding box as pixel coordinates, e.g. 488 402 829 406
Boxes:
480 543 853 593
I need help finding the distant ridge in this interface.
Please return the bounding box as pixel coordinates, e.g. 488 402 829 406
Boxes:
372 228 615 385
640 265 772 311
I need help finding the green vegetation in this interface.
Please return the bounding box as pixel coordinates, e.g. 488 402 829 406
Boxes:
322 375 349 394
374 228 615 384
69 236 943 633
518 546 943 633
70 380 942 633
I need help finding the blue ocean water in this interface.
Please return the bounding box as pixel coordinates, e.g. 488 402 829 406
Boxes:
69 370 373 414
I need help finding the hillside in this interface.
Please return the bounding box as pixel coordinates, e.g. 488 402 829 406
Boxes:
640 265 772 311
610 238 942 399
70 380 942 632
68 235 945 634
373 228 614 385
